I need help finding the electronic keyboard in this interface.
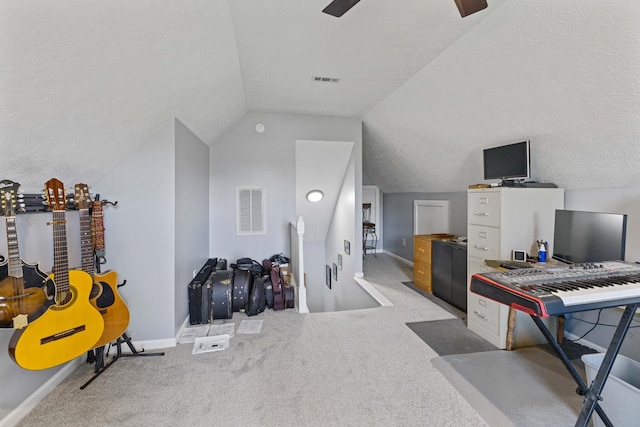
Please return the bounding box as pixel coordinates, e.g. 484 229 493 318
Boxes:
470 261 640 317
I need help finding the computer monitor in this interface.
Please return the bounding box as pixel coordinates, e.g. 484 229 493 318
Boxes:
483 140 530 183
552 209 627 264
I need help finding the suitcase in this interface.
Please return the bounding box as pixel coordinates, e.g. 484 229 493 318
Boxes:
188 258 218 324
188 282 202 324
211 270 233 320
232 269 252 312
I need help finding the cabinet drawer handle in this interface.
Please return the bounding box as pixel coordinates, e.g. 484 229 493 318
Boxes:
473 245 489 251
473 310 488 321
418 248 425 253
417 270 424 275
478 231 489 239
479 197 489 205
474 211 489 217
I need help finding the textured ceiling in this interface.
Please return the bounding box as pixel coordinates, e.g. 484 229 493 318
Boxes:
2 0 638 194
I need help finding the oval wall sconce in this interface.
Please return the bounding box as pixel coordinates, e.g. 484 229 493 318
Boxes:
306 190 324 202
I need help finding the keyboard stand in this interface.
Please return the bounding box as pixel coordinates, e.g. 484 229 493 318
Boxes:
529 303 638 427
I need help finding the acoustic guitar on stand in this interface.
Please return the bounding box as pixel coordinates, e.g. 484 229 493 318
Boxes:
74 183 129 348
9 178 104 370
0 180 52 329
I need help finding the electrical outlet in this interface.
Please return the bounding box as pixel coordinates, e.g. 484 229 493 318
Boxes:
402 238 406 246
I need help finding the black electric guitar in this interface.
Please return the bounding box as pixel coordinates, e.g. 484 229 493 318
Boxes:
9 178 104 370
0 180 52 328
74 183 130 348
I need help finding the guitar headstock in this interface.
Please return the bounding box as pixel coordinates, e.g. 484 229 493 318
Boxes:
74 183 92 210
44 178 67 211
0 180 21 217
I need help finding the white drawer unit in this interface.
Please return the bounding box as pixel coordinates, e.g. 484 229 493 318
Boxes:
468 191 501 227
466 187 565 349
467 224 500 259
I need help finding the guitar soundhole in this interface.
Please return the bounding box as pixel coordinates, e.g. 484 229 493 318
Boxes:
53 286 78 308
95 281 115 308
55 291 72 305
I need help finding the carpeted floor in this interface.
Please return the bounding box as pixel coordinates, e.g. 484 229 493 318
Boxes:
407 318 498 356
432 346 586 427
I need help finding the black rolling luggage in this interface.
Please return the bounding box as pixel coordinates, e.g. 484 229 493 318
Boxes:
188 258 218 324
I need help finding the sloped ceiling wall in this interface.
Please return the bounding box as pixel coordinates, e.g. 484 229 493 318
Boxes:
0 0 245 189
363 0 640 192
1 0 638 193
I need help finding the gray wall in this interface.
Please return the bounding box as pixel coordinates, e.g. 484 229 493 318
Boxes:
382 191 468 261
562 186 640 360
380 186 640 360
174 119 210 333
209 111 363 267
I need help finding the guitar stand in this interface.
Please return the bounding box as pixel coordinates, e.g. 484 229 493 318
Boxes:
80 332 164 390
529 303 638 427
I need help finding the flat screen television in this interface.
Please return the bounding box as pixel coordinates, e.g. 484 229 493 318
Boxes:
483 140 530 183
552 209 627 264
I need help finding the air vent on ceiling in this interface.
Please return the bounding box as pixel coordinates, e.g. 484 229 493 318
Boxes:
312 76 340 83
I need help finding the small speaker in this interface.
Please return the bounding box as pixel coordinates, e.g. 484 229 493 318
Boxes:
454 0 488 17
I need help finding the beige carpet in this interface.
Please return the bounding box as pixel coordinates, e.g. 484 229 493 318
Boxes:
15 254 488 427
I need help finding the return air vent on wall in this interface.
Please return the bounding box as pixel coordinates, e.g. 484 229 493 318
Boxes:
312 76 340 83
237 187 265 235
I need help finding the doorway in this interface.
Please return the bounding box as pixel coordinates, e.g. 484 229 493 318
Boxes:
414 200 450 235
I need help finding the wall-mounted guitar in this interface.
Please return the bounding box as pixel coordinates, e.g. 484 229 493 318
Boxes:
0 180 52 329
74 183 130 348
9 178 104 370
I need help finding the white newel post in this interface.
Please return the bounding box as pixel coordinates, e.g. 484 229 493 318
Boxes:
295 216 309 313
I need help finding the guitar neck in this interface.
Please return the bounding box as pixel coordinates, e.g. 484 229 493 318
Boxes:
51 210 70 295
5 216 24 279
79 208 94 278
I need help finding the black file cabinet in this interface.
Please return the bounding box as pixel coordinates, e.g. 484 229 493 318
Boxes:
432 240 467 312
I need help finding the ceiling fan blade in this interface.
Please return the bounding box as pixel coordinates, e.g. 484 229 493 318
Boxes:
453 0 488 17
322 0 361 18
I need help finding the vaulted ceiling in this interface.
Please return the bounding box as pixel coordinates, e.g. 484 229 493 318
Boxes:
2 0 639 193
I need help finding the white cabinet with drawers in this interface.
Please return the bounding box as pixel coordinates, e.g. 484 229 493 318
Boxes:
467 187 565 349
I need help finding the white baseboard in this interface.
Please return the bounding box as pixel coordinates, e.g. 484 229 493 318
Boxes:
1 357 84 427
383 250 413 266
117 337 176 353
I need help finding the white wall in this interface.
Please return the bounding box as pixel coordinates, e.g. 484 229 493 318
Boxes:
209 112 362 264
323 150 379 312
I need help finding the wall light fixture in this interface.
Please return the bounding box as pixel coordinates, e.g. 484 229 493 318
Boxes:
306 190 324 202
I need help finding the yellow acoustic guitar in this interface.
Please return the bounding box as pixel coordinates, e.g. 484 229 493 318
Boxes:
74 183 129 348
9 178 104 370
